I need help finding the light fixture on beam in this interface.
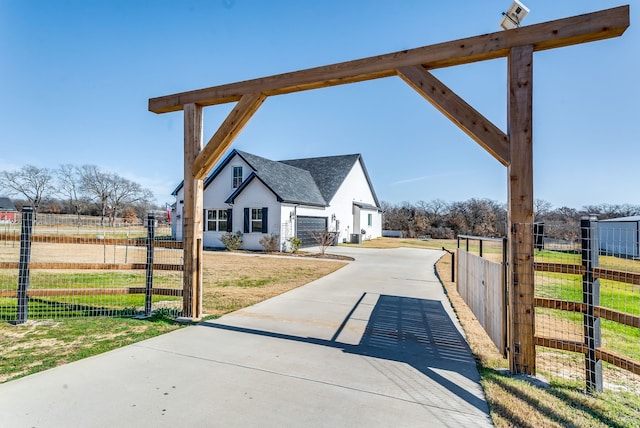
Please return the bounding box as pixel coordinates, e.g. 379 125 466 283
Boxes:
500 0 530 30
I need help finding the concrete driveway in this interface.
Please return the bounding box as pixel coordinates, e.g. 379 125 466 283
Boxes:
0 247 492 427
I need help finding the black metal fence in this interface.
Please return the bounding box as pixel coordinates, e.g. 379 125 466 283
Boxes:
1 209 183 323
534 216 640 397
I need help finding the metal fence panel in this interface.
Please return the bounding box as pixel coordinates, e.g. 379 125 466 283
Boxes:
0 212 183 322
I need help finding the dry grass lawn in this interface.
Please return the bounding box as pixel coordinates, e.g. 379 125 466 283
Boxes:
200 252 347 316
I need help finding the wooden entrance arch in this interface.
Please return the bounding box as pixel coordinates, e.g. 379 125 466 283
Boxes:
149 6 629 375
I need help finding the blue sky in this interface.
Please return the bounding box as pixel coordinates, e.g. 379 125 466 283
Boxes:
1 1 638 209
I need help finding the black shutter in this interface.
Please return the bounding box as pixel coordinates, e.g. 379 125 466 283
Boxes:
244 207 250 233
226 209 233 233
203 209 207 231
262 207 268 233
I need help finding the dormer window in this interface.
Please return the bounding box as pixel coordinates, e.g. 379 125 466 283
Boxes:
232 166 243 188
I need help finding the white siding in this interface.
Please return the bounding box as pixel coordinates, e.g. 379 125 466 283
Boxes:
328 159 381 241
231 179 281 251
173 152 382 249
173 187 184 241
203 156 252 208
201 156 253 248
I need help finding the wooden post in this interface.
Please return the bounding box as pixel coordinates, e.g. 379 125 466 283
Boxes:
183 104 204 319
507 44 536 375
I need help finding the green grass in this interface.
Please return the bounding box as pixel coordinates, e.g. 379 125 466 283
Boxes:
536 273 640 315
536 270 640 358
0 270 181 320
535 249 640 272
0 311 184 383
0 295 181 320
1 271 179 289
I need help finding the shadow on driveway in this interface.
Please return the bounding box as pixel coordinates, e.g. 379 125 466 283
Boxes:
202 293 485 415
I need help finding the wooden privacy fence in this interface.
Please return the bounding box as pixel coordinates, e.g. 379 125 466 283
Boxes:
0 208 183 323
456 219 640 393
456 235 507 356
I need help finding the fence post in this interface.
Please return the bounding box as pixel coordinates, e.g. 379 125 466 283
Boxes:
144 213 156 317
502 237 508 358
16 206 34 324
581 215 602 393
441 247 455 282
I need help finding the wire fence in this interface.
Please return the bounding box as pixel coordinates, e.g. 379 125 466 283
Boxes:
533 218 640 405
0 209 183 322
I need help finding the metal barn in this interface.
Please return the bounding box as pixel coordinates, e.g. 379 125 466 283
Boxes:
599 216 640 259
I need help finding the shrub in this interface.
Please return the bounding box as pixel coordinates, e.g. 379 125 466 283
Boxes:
288 237 302 253
220 231 243 250
310 230 338 255
259 234 279 252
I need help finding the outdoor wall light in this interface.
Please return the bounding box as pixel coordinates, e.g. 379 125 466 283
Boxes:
499 0 530 30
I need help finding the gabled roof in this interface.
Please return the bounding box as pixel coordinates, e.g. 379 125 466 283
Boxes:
221 153 325 206
0 197 17 212
171 149 380 209
282 154 380 208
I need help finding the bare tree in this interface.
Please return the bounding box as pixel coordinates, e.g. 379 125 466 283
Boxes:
418 199 448 226
56 164 85 221
108 175 143 226
79 165 113 227
534 199 553 220
131 188 155 220
0 165 54 213
582 203 640 219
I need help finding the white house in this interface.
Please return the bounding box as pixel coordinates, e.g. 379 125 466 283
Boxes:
171 150 382 250
599 216 640 259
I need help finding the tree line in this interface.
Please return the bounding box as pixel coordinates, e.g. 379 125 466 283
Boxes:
382 199 640 241
0 164 160 226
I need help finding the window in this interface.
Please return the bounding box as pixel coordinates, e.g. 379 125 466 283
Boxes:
206 209 228 232
232 166 243 188
251 208 262 232
367 213 373 226
244 207 268 233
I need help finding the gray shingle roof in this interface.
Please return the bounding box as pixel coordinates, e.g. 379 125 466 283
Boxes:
280 154 361 204
173 149 379 209
229 151 326 206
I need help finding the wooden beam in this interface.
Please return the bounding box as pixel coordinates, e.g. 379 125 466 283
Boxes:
535 297 587 313
149 6 629 113
193 93 267 180
597 348 640 377
397 65 509 166
507 44 535 375
594 267 640 286
535 336 586 354
182 103 204 319
594 306 640 329
536 336 640 376
534 262 584 275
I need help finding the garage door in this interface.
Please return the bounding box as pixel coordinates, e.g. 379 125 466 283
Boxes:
296 216 328 248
